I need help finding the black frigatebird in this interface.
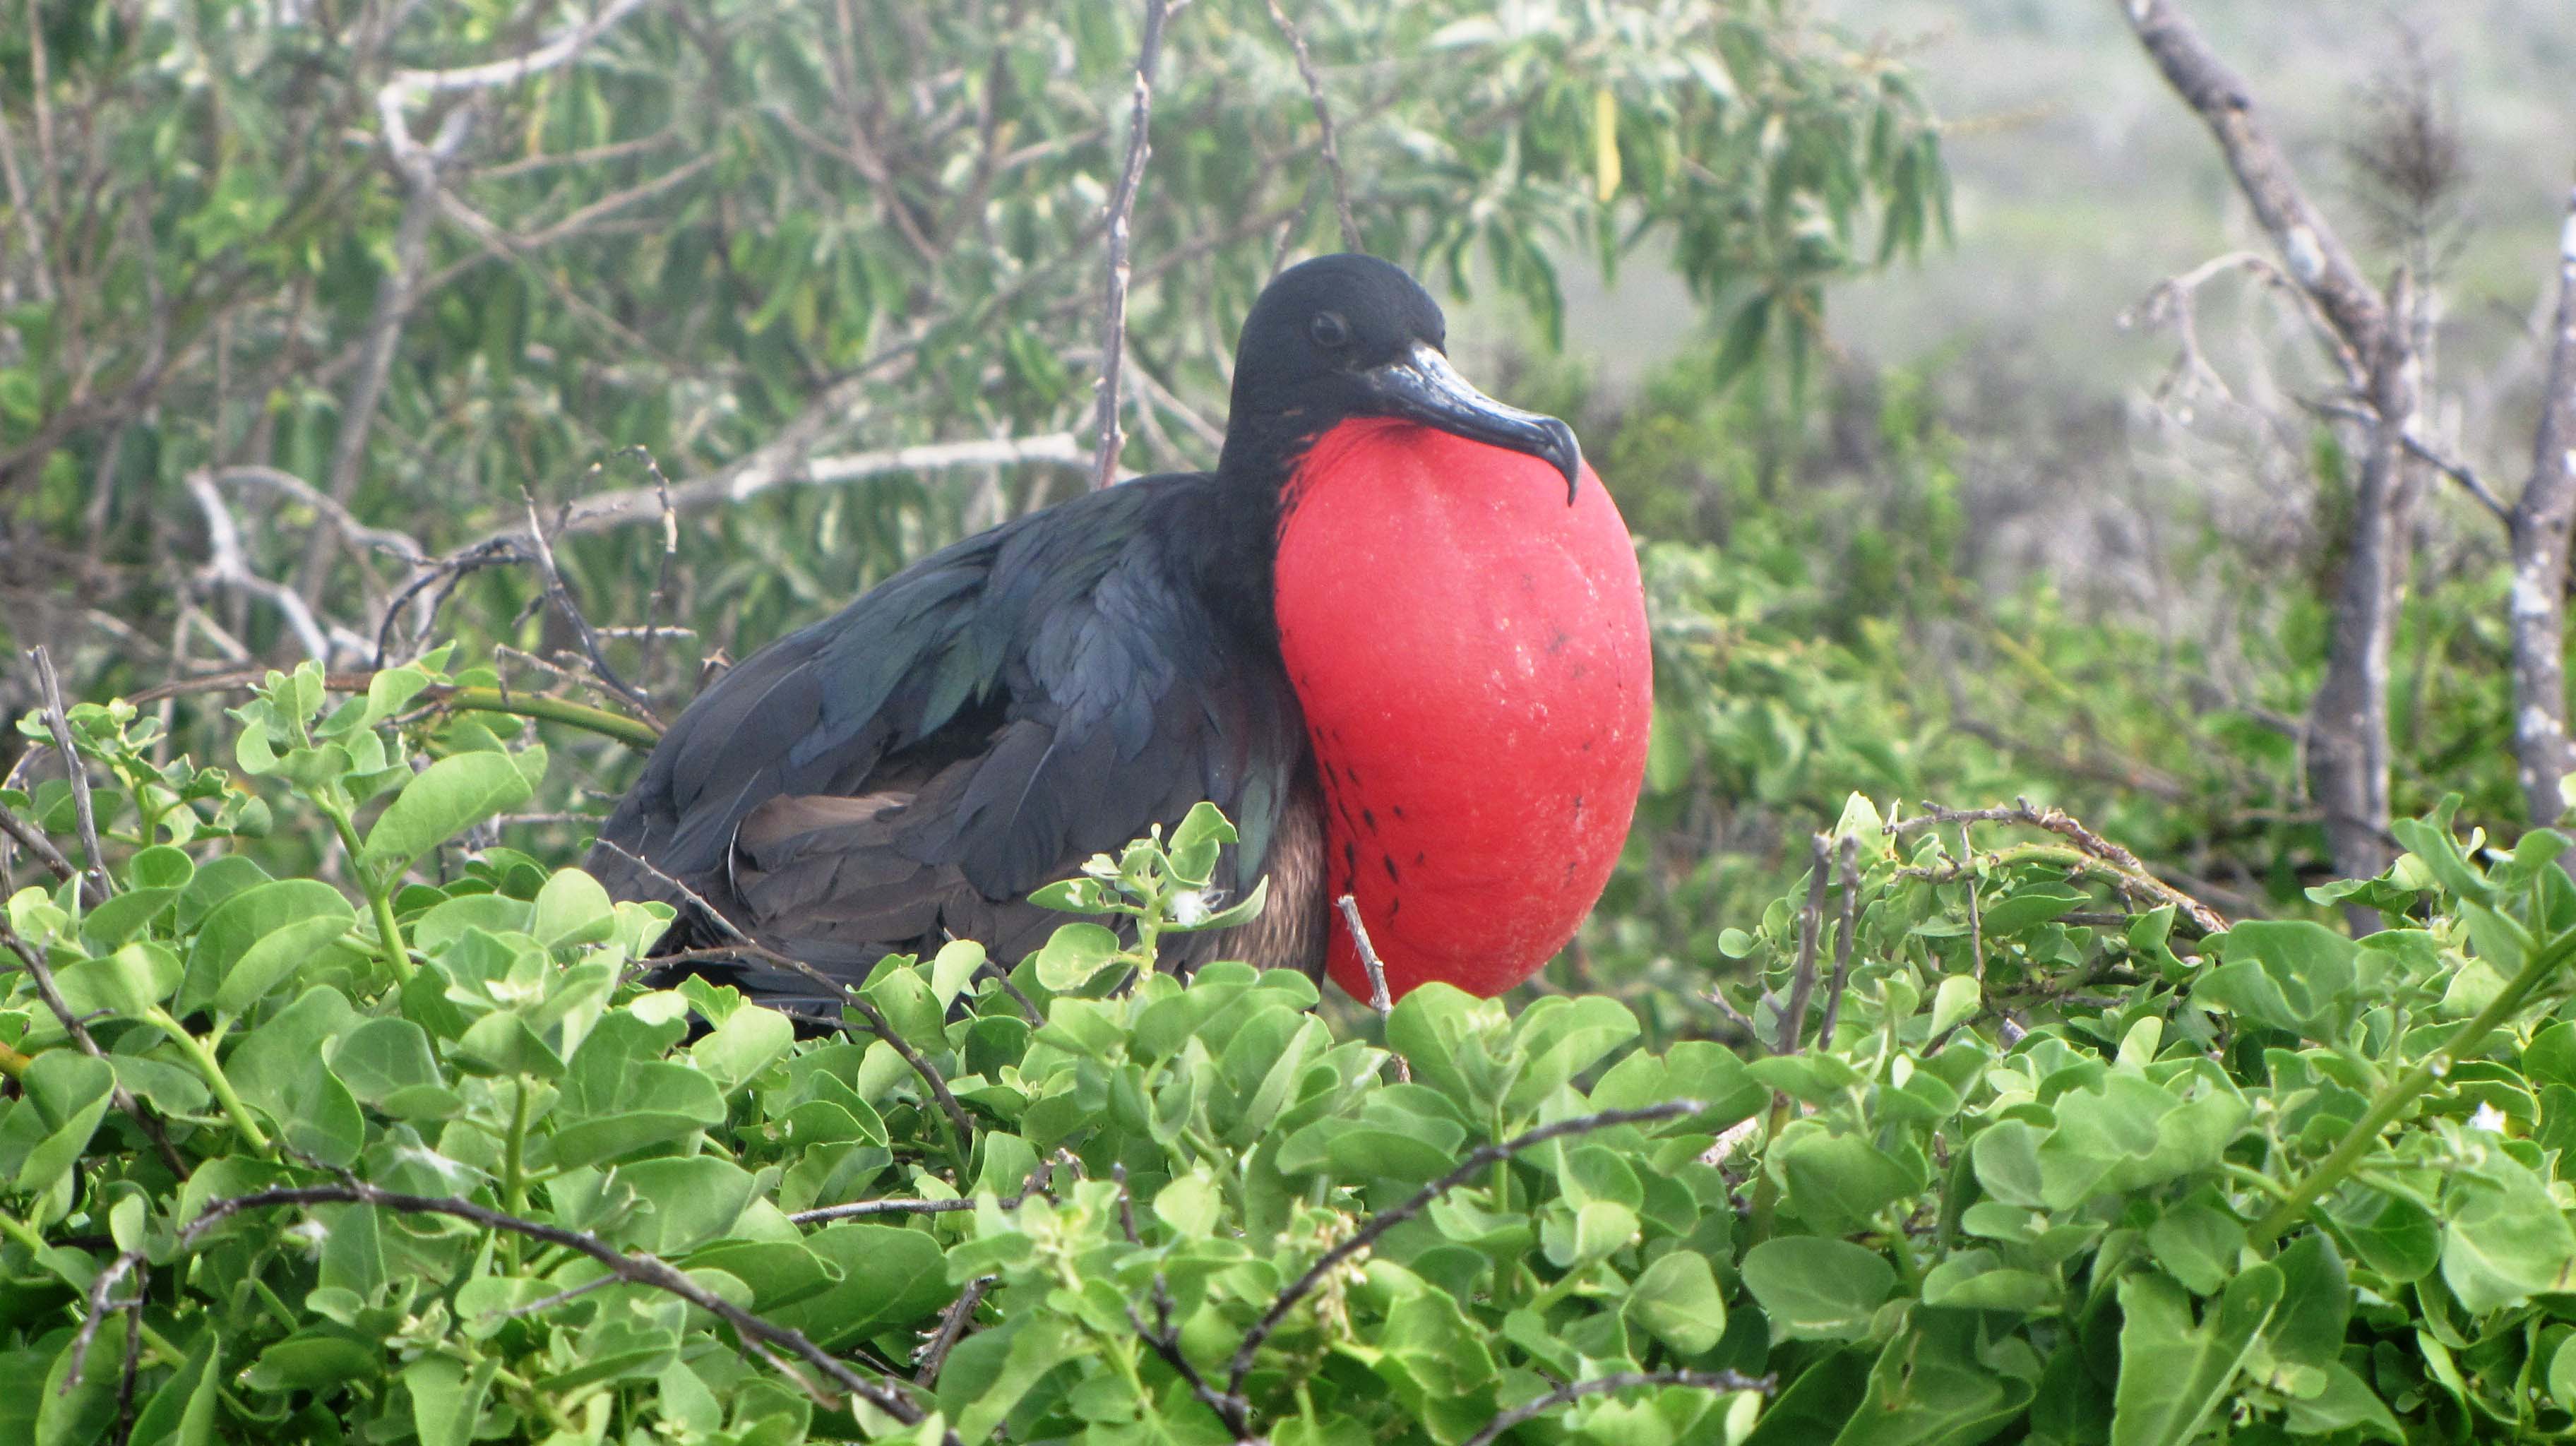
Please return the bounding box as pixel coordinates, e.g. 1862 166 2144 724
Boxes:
587 254 1650 1005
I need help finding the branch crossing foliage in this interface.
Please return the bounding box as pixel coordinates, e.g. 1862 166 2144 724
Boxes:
13 669 2576 1445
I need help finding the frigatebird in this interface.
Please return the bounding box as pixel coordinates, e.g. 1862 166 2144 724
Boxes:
587 254 1650 1005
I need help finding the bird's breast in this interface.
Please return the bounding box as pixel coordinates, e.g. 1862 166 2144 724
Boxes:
1272 417 1651 1000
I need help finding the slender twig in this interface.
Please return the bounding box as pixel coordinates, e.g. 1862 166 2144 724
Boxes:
520 482 661 723
1335 894 1408 1082
60 1252 140 1391
1891 798 2227 936
1135 1277 1254 1440
1460 1370 1776 1446
1960 825 1986 984
630 446 681 698
0 795 80 887
1813 835 1861 1046
1263 0 1359 250
1091 0 1180 491
27 647 110 902
1226 1101 1702 1397
917 1276 995 1385
593 842 979 1147
0 923 189 1180
789 1196 980 1224
974 960 1044 1024
1771 835 1831 1054
76 1182 950 1432
1334 894 1393 1016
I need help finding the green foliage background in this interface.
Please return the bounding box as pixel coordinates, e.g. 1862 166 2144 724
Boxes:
6 1 2576 1444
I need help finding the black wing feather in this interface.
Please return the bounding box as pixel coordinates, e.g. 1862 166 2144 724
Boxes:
587 473 1308 995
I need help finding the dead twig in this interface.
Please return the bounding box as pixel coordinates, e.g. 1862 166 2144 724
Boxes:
27 647 110 903
76 1181 948 1433
519 481 661 723
1263 0 1360 250
1091 0 1182 491
1891 798 2228 936
1771 835 1831 1054
0 795 80 888
1813 835 1861 1047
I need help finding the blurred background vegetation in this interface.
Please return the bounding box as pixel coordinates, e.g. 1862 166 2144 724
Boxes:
3 0 2571 1028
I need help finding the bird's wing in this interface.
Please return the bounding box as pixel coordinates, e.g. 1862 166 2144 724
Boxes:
587 476 1309 982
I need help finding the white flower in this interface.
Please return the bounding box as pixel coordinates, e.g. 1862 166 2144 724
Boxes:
1169 889 1210 927
2469 1101 2509 1135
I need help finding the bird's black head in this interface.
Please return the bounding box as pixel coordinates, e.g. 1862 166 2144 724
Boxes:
1219 253 1582 501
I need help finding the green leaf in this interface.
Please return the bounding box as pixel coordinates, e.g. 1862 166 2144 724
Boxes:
2439 1149 2576 1313
358 751 537 879
0 1051 116 1195
2109 1267 2282 1446
181 878 357 1017
1829 1308 2035 1446
129 1332 220 1446
1032 922 1121 991
1626 1250 1727 1354
1740 1237 1896 1342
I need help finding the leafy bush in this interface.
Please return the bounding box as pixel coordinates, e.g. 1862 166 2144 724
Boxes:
13 665 2576 1444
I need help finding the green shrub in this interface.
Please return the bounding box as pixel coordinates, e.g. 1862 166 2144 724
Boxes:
8 663 2576 1443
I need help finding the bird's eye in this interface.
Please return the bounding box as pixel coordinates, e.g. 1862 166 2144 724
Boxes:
1308 312 1350 349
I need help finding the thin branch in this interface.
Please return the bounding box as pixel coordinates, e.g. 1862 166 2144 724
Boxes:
1892 798 2229 936
1092 0 1181 491
1336 893 1408 1082
0 794 80 888
1263 0 1359 250
1460 1370 1777 1446
1813 835 1861 1046
2116 0 2386 360
519 482 661 722
27 647 110 902
449 434 1087 555
916 1276 994 1385
1226 1101 1703 1398
788 1196 979 1224
184 471 340 664
1771 835 1831 1054
88 1182 948 1433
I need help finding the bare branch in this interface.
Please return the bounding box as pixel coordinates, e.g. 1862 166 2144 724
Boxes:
1813 835 1861 1046
1226 1101 1703 1398
1263 0 1360 251
27 647 109 902
1771 835 1830 1054
2508 179 2576 824
1092 0 1182 490
1892 798 2229 936
519 482 660 723
453 434 1087 554
0 795 80 888
2116 0 2385 360
1336 893 1392 1016
184 471 340 664
97 1181 947 1433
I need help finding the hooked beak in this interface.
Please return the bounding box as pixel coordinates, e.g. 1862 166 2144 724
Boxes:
1357 342 1583 503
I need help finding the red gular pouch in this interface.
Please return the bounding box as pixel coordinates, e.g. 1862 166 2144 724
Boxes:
1273 417 1652 1001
